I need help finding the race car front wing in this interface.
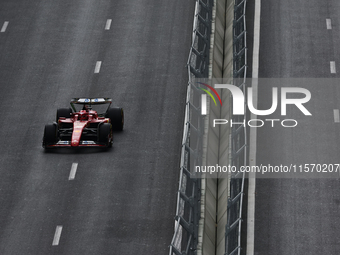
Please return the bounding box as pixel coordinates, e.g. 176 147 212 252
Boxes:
44 140 108 148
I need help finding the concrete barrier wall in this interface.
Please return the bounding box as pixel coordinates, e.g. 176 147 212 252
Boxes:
198 0 234 254
211 0 226 79
197 1 220 254
197 97 220 255
216 1 234 254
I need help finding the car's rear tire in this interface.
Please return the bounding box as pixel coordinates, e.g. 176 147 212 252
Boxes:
43 124 57 147
106 107 124 131
56 108 72 122
98 123 112 147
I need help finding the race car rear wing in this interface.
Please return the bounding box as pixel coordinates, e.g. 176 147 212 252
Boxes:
70 98 112 105
70 98 112 116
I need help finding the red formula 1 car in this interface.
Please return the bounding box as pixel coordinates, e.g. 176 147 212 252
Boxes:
43 98 124 148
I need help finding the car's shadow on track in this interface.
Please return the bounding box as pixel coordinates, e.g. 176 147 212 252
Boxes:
43 147 113 154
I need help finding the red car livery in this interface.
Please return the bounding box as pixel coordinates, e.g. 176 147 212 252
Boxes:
43 98 124 148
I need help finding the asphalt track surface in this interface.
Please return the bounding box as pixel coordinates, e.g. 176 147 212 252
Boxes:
253 0 340 254
0 1 194 254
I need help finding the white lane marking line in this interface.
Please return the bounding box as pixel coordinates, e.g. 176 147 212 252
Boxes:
1 21 9 32
69 163 78 180
94 61 102 73
334 109 340 123
330 61 336 73
52 226 63 246
105 19 112 30
247 0 261 254
326 19 332 30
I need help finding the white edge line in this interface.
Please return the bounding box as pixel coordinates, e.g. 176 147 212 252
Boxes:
52 225 63 246
326 19 332 30
1 21 9 32
247 0 261 254
105 19 112 30
201 94 207 115
94 61 102 73
330 61 336 74
69 163 78 180
334 109 340 123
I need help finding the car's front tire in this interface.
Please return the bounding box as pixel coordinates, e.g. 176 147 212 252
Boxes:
98 123 113 147
43 124 57 147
